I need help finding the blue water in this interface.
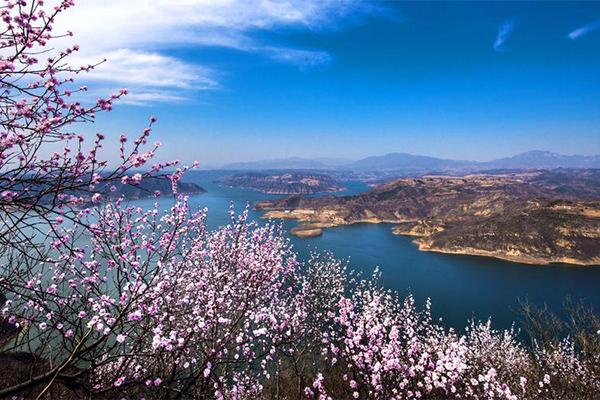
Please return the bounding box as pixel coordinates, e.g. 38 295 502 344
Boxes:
131 175 600 331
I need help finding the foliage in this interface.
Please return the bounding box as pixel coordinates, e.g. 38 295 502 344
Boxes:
0 1 599 399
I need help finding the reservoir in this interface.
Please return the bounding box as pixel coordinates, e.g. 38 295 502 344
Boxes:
131 175 600 331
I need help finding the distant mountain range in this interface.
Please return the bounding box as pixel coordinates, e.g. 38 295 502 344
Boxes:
221 151 600 173
223 157 334 170
480 151 600 170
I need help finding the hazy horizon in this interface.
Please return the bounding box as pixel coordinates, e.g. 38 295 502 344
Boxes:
202 149 599 168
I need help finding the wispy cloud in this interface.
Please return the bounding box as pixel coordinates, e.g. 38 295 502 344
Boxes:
493 19 516 52
568 19 600 40
69 49 218 105
72 49 218 90
52 0 380 105
260 47 333 69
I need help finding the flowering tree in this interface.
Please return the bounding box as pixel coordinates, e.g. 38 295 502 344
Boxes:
89 206 304 398
0 0 183 397
305 273 600 400
2 196 311 398
0 0 180 258
1 1 600 399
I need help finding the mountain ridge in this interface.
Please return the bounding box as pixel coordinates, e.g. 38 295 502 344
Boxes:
219 150 600 172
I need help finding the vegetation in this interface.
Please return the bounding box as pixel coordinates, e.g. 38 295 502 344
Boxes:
0 1 599 399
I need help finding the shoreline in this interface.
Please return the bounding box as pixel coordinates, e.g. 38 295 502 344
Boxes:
261 210 600 267
411 240 600 267
224 185 346 195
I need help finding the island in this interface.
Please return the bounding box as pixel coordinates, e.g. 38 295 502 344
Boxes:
256 170 600 265
289 223 328 238
219 172 344 194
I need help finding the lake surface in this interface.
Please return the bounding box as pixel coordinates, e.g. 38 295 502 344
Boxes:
131 175 600 332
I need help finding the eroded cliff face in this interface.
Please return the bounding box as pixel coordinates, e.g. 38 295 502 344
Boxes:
256 170 600 265
408 203 600 265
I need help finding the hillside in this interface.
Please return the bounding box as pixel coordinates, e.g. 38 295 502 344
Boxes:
256 170 600 265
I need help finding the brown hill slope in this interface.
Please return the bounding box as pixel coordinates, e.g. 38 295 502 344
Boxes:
256 170 600 265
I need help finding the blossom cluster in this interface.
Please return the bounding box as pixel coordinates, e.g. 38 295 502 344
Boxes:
4 195 600 399
306 273 600 399
0 0 185 257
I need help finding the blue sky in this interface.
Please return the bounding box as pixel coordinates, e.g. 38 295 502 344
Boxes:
63 1 600 166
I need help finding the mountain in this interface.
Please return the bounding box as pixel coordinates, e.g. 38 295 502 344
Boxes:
221 154 470 173
219 151 600 174
483 150 600 170
347 152 471 172
348 151 600 172
222 157 330 170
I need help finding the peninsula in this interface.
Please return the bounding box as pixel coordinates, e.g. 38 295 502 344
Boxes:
256 170 600 265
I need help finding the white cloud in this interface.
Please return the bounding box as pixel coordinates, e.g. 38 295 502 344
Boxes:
51 0 375 104
117 92 190 106
493 19 516 52
568 19 600 40
72 49 218 89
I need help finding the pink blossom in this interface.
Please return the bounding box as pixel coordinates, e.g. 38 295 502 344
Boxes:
1 191 16 202
113 377 125 387
130 173 142 185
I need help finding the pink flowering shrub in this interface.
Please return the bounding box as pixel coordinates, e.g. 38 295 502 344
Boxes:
89 206 305 398
88 224 354 399
305 273 600 400
1 1 600 399
2 193 308 398
306 277 508 399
